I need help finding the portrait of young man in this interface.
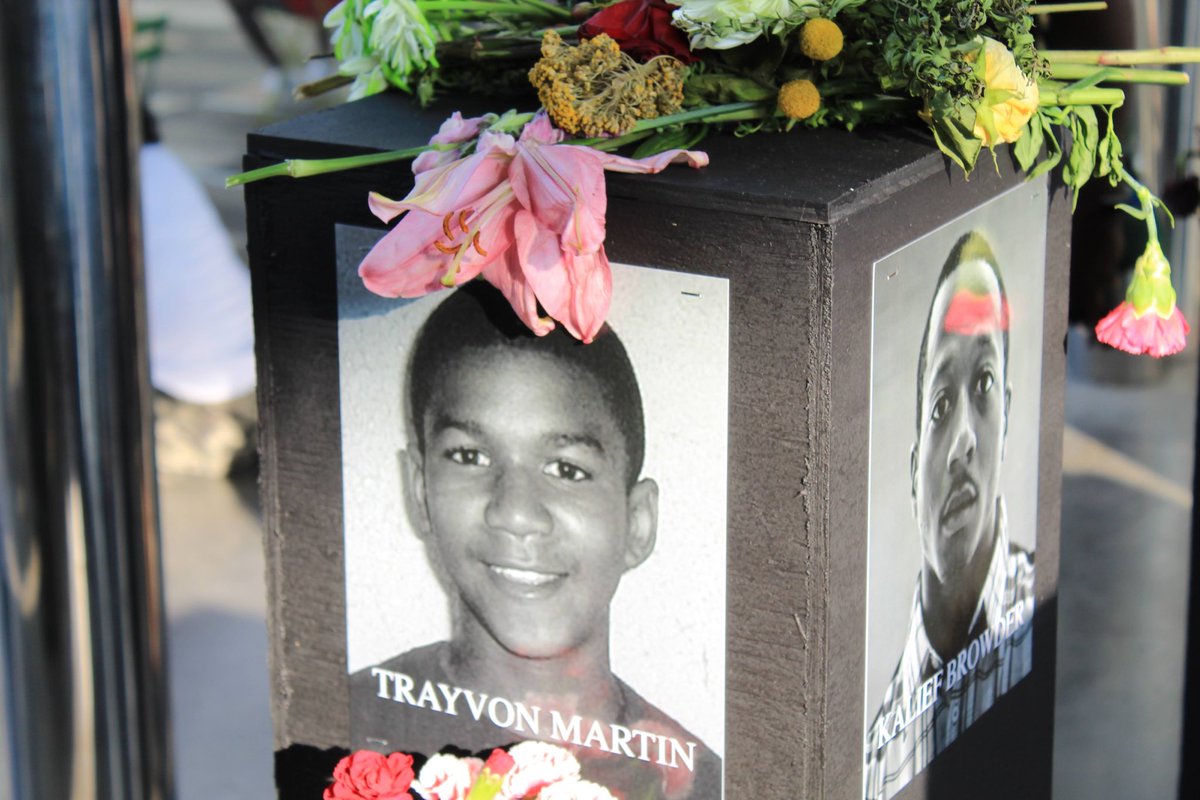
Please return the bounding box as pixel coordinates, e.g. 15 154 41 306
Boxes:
861 183 1047 800
333 228 729 800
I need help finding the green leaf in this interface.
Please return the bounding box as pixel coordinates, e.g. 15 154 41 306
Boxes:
1013 116 1043 172
683 74 776 105
1062 106 1099 210
930 111 983 175
1027 118 1063 181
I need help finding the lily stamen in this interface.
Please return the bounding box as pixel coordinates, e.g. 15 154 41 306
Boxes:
442 212 455 238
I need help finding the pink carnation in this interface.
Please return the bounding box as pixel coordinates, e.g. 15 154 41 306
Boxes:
499 742 580 799
412 754 483 800
1095 301 1190 358
324 751 415 800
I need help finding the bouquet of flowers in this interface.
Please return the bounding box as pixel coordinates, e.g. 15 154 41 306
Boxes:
230 0 1198 355
324 741 616 800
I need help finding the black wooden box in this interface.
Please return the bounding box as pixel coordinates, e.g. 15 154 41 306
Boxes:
244 93 1069 800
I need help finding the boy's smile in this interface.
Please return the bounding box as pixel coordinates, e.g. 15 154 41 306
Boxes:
408 348 656 662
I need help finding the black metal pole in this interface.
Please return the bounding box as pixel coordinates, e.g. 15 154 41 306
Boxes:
0 0 171 798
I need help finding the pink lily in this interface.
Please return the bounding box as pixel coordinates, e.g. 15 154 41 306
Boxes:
359 112 708 342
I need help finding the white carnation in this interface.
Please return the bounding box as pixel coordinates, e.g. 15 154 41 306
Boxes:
671 0 822 50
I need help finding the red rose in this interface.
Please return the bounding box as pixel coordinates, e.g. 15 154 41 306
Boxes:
578 0 698 64
324 751 415 800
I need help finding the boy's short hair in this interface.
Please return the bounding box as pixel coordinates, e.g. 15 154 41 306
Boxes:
407 282 646 486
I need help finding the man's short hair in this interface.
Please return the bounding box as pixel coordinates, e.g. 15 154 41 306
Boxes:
407 282 646 486
914 231 1010 438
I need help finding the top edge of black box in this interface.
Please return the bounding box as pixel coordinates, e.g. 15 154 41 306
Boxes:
249 91 949 225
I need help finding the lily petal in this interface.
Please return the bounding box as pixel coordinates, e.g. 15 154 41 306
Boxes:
594 147 710 173
482 245 556 337
511 144 608 256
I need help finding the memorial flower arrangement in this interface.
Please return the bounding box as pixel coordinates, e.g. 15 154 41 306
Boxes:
230 0 1200 356
324 741 617 800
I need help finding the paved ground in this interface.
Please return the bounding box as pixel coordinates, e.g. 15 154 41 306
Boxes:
133 2 1195 799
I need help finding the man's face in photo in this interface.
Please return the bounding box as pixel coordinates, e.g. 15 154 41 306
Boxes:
911 259 1010 584
406 348 657 661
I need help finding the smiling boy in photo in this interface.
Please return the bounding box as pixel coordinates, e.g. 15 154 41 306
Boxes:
349 283 722 800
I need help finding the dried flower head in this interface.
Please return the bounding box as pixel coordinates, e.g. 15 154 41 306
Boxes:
528 31 686 137
798 18 843 61
777 78 821 119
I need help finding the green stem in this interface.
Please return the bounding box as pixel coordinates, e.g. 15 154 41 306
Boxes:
1048 64 1190 84
1042 46 1200 66
226 144 444 187
417 0 571 18
559 102 770 147
1028 2 1107 12
1038 86 1126 105
512 0 576 17
841 96 919 113
1121 171 1160 242
630 101 767 130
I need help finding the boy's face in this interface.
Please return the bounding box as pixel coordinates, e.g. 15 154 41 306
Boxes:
406 348 657 661
911 260 1010 584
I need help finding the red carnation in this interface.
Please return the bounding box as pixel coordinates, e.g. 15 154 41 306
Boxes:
578 0 698 64
324 751 415 800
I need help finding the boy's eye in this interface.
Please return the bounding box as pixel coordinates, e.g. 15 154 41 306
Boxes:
446 447 490 467
930 392 951 424
543 460 590 482
974 368 995 395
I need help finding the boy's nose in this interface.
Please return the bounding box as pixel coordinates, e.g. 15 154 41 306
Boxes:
946 399 977 472
484 468 552 538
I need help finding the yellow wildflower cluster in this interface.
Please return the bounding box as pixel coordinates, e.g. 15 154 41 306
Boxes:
799 18 844 62
778 79 821 119
528 31 686 137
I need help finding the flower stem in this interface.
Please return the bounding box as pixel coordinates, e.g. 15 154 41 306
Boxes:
840 96 919 113
1042 47 1200 66
1047 64 1190 85
1028 2 1107 12
559 103 771 148
417 0 571 18
226 144 443 187
631 101 769 130
1038 86 1126 105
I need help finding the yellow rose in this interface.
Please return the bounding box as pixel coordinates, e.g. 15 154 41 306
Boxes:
972 38 1040 146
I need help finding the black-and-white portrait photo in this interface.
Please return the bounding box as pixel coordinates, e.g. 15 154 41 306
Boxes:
862 180 1047 800
335 225 728 800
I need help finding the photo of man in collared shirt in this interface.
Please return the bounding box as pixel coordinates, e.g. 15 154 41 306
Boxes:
863 231 1035 800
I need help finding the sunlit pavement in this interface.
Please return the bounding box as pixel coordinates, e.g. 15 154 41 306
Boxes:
135 3 1194 798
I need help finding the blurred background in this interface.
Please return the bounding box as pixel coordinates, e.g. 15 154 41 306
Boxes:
3 0 1197 797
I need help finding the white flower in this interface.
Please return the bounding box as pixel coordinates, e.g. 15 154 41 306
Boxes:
671 0 821 50
324 0 438 97
367 0 439 75
536 779 618 800
499 742 580 799
413 754 484 800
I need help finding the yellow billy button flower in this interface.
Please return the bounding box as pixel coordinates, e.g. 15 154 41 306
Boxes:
971 37 1040 147
799 18 844 61
778 79 821 120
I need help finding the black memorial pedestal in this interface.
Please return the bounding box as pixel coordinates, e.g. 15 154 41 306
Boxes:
244 93 1069 800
